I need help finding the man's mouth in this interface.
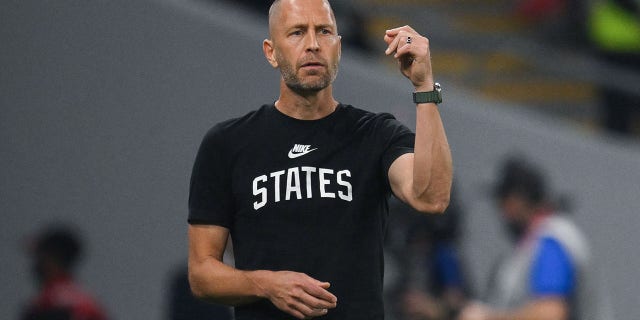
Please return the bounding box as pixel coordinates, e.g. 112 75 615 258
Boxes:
301 62 324 68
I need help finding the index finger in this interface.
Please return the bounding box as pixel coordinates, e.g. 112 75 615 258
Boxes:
385 25 417 37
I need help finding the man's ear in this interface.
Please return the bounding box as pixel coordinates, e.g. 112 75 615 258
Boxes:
263 39 278 68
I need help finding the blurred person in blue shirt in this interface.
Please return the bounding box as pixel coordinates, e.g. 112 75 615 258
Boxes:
458 156 607 320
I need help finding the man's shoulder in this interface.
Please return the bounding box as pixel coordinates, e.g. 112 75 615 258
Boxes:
340 104 400 124
541 215 587 244
204 104 271 136
539 215 590 265
218 104 271 128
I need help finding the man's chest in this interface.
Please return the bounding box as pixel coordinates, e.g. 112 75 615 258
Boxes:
227 132 384 213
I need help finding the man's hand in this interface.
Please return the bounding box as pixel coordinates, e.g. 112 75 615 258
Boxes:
384 25 434 91
457 302 491 320
402 289 445 320
458 298 569 320
247 270 338 319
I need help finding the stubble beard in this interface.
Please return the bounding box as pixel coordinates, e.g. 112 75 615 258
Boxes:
277 53 339 94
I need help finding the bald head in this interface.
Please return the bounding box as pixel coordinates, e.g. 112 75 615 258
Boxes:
268 0 337 38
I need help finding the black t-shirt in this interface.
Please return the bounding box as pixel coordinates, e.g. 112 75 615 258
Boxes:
189 104 415 320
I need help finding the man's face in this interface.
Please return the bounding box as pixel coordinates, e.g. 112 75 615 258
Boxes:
498 194 530 241
266 0 341 93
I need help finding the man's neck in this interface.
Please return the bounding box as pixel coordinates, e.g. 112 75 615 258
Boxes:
275 83 338 120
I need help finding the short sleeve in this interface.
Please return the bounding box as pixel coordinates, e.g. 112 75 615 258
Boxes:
188 126 235 228
378 114 415 184
530 237 576 297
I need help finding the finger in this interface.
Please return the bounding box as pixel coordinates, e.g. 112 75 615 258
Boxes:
384 33 394 45
384 33 401 55
385 30 410 55
306 279 337 302
275 296 311 320
308 308 329 318
395 42 417 61
385 25 417 37
284 306 307 320
302 308 329 319
291 300 329 319
304 282 338 305
298 291 337 309
394 36 413 59
383 30 402 45
389 31 419 57
384 26 416 46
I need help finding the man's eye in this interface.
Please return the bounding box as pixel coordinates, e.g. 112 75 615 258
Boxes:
291 30 303 36
320 29 331 35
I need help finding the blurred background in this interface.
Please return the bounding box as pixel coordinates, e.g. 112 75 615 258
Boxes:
1 0 639 319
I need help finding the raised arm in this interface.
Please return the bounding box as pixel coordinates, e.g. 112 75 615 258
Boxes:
188 224 338 319
384 25 453 214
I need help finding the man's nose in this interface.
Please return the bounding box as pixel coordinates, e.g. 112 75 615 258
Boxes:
305 33 320 51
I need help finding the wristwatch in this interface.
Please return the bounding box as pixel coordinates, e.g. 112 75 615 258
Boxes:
413 82 442 104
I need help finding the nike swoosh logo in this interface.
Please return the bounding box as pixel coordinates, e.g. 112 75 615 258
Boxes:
288 148 318 159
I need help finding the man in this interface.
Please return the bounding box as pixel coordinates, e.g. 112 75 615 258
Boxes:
21 226 108 320
187 0 453 319
458 157 603 320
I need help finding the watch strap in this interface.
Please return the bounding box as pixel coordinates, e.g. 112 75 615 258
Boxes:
413 83 442 104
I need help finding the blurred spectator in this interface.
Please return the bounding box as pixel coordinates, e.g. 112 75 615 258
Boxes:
385 187 469 320
588 0 640 136
458 156 607 320
513 0 589 46
20 225 108 320
514 0 567 23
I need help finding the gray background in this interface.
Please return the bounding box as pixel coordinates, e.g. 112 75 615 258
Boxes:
2 0 639 319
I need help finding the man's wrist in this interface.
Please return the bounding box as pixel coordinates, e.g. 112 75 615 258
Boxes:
244 270 271 299
414 84 434 92
413 82 442 104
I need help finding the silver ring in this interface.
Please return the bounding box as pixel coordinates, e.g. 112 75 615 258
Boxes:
406 36 412 44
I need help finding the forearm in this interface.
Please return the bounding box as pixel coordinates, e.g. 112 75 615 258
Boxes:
188 225 337 318
188 225 270 306
189 256 269 306
383 25 453 213
494 299 568 320
465 299 568 320
412 101 453 213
